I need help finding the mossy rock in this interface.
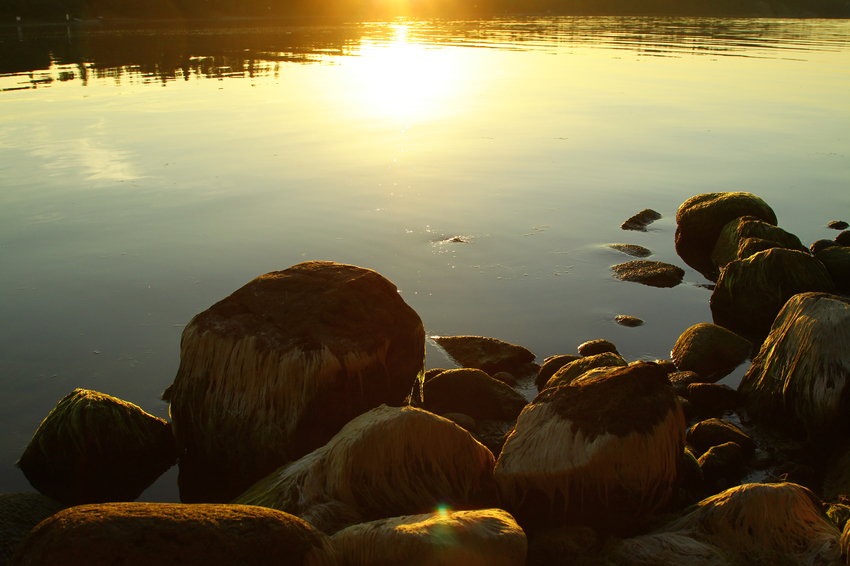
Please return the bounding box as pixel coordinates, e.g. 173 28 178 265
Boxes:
535 355 580 391
611 260 684 288
711 215 807 270
16 389 176 506
431 335 536 376
413 368 528 421
543 352 628 390
671 323 751 383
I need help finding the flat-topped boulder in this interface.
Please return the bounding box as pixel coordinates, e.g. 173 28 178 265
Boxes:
165 261 425 503
611 260 684 288
430 335 536 377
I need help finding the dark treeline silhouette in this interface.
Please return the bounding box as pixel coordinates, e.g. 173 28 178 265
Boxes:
2 0 849 24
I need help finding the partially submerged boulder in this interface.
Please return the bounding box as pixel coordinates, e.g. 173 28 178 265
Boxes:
710 215 806 271
577 339 619 357
738 292 850 437
671 323 751 383
542 351 627 390
710 248 835 339
165 261 425 503
16 389 176 506
495 362 684 529
0 493 64 566
621 209 662 231
8 503 338 566
330 508 526 566
234 405 496 521
412 368 528 421
675 192 777 280
611 260 684 288
607 243 652 258
430 335 536 376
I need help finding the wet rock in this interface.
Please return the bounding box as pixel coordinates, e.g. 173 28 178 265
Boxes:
612 260 685 288
686 418 755 458
577 338 619 357
621 208 662 231
654 359 678 373
491 371 518 387
836 231 850 246
8 503 337 566
615 315 644 327
811 239 839 254
424 368 446 380
164 261 425 503
739 292 850 438
684 383 740 416
816 245 850 292
412 368 528 422
710 248 835 340
607 243 652 258
234 406 496 520
495 362 684 531
442 412 478 433
671 323 751 383
544 351 628 390
710 215 807 271
675 192 777 280
829 221 849 230
431 335 535 376
330 509 526 566
0 493 64 566
535 355 580 391
16 389 176 506
698 442 746 492
668 371 704 395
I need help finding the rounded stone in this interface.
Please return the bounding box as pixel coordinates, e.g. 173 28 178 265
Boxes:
671 323 751 383
577 339 619 357
711 215 806 270
430 335 535 376
611 260 684 288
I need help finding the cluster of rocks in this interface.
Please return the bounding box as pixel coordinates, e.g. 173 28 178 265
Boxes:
3 193 850 565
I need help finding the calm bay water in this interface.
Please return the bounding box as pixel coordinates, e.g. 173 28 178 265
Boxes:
1 17 848 502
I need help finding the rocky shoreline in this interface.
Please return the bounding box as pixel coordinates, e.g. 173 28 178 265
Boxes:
2 191 850 565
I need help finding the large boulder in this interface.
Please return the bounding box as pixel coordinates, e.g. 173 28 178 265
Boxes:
430 335 536 376
234 405 496 521
494 362 684 530
738 292 850 438
0 493 64 566
710 215 807 271
671 323 751 383
411 368 528 422
709 248 835 340
16 389 176 506
675 192 777 280
164 261 425 503
816 245 850 292
330 508 526 566
8 503 338 566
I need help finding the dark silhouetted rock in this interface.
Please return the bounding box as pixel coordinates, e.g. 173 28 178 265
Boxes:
8 503 337 566
413 368 528 421
535 355 581 391
829 221 849 230
431 335 535 376
684 383 740 416
16 389 176 507
811 239 839 254
0 493 64 566
544 352 628 390
668 371 704 395
615 315 644 327
816 246 850 292
711 215 807 271
710 248 835 339
612 260 684 288
607 243 652 258
621 209 662 231
675 192 777 280
164 261 425 503
686 418 755 458
577 339 619 357
491 371 518 387
671 323 751 383
836 231 850 246
698 442 746 493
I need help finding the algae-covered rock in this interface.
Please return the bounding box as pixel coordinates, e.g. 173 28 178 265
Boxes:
621 209 662 231
234 405 496 521
611 260 685 288
739 292 850 437
430 335 536 376
413 368 528 422
8 503 338 566
675 192 777 280
165 261 425 503
535 355 580 391
577 338 619 357
710 215 807 270
816 245 850 292
607 243 652 258
495 362 684 530
543 351 628 390
16 389 176 506
671 323 751 383
330 508 526 566
709 248 835 339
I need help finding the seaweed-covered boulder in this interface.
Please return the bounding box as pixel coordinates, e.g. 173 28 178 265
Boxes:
16 389 176 506
638 483 840 566
8 503 337 566
710 248 835 339
816 245 850 292
671 323 751 383
330 508 526 566
611 260 684 288
234 405 496 520
739 292 850 437
542 352 628 390
494 362 684 530
0 493 64 566
710 215 807 271
675 192 777 280
165 261 425 503
412 368 528 422
430 335 536 376
535 355 581 390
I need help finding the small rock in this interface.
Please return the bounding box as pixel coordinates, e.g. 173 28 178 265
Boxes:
545 352 628 390
611 260 685 288
535 355 581 391
668 371 703 395
577 339 619 357
621 209 662 231
686 418 755 457
684 383 740 416
615 315 644 327
698 442 746 493
431 335 536 376
829 221 849 230
607 243 652 258
811 239 839 254
491 371 518 387
414 368 528 422
671 323 751 383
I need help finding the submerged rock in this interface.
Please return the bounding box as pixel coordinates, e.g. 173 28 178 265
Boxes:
621 209 662 231
615 315 644 327
671 323 751 383
330 509 526 566
607 243 652 258
710 215 807 271
829 220 849 230
8 503 337 566
430 335 536 377
675 192 777 280
16 389 176 506
165 261 425 503
612 260 685 288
